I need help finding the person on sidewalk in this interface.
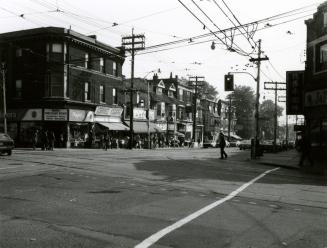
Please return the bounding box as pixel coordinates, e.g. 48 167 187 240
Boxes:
299 133 313 167
219 131 228 159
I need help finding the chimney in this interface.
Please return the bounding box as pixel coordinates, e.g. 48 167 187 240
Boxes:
170 72 173 79
88 35 97 40
153 73 158 81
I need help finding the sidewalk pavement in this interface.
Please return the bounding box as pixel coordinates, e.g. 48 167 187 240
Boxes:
255 149 301 170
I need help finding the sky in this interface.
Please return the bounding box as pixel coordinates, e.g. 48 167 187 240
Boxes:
0 0 325 123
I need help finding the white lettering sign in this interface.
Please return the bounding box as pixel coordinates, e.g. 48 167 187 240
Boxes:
44 109 67 121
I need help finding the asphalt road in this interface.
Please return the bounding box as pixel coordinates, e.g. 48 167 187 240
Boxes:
0 148 326 248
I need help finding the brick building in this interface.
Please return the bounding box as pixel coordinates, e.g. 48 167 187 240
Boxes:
304 1 327 169
0 27 126 148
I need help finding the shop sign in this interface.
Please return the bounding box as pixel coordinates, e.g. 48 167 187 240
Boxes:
44 109 67 121
156 123 167 131
94 116 121 122
149 110 155 121
134 108 146 120
305 89 327 107
286 70 304 114
22 109 42 121
69 110 94 122
168 123 176 131
95 106 123 117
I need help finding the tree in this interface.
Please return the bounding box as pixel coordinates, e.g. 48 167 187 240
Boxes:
227 86 256 139
200 81 219 100
259 100 284 140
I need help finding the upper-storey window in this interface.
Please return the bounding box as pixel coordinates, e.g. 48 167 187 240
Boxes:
52 43 62 53
46 43 63 62
168 90 174 98
85 53 89 69
16 48 22 57
178 89 183 101
84 82 90 101
100 85 105 103
156 87 162 95
15 79 22 98
99 58 104 73
324 12 327 27
112 88 118 104
113 61 117 76
320 44 327 63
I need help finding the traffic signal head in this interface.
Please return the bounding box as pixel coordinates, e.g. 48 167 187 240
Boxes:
224 74 234 91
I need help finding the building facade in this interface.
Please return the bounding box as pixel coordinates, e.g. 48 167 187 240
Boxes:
305 1 327 169
0 27 127 148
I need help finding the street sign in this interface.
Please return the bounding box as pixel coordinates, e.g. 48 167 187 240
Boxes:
286 70 304 115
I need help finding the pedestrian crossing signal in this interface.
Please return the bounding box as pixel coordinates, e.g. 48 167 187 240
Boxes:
224 74 234 91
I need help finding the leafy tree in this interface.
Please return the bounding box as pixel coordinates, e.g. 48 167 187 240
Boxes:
259 100 284 140
200 81 219 100
227 86 256 139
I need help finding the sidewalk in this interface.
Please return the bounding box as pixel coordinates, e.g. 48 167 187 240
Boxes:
255 149 301 170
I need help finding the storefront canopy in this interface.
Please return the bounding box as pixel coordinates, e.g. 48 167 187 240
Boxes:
129 122 159 133
97 122 129 131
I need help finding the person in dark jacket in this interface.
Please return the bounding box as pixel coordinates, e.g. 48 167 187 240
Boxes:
219 131 228 159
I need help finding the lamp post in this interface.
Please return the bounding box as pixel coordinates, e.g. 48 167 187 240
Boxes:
1 63 7 134
143 69 160 149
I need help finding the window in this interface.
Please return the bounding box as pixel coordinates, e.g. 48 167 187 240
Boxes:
52 43 62 53
324 12 327 27
168 90 174 98
84 82 90 101
156 87 162 95
113 61 117 76
16 48 22 57
179 89 183 101
112 88 117 104
85 53 89 68
136 92 140 104
100 85 105 103
320 44 327 63
50 73 64 97
99 58 104 73
15 79 22 98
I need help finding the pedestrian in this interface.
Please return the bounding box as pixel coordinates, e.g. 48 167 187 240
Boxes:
219 131 228 159
100 134 105 150
299 133 313 167
59 133 65 148
32 129 38 150
48 131 55 150
40 129 48 151
104 131 110 150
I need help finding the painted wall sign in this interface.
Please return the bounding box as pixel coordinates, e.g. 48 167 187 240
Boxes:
22 109 42 121
69 109 94 122
134 108 146 120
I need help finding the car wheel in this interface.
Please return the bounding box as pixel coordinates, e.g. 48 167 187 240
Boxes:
7 150 12 156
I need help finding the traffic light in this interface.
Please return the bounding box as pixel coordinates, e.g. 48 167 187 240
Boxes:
224 74 234 91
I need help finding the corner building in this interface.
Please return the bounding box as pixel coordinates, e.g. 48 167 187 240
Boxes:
0 27 126 148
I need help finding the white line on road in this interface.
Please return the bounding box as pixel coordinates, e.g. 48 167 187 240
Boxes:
134 167 280 248
0 165 35 170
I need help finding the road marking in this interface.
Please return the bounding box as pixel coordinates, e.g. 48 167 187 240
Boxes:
134 167 279 248
0 165 35 170
248 201 257 205
269 204 278 208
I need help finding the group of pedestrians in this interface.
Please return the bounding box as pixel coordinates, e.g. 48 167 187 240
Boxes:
32 129 64 151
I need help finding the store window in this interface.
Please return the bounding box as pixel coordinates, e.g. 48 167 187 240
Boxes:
100 85 105 103
84 82 90 101
15 79 22 98
112 88 117 104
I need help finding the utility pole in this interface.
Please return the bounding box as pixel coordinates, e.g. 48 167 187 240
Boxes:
249 39 269 159
227 96 232 142
1 62 7 134
264 81 286 152
122 29 145 149
189 76 204 146
278 95 288 148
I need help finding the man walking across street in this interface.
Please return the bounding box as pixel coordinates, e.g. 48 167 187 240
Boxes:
219 131 228 159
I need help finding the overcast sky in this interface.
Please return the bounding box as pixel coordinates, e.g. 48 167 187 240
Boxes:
0 0 325 123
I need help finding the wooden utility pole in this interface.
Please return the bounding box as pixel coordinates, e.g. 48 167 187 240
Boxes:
249 39 269 158
189 76 204 146
264 81 286 152
122 30 145 149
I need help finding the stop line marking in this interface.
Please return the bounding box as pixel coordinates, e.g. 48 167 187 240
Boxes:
134 167 280 248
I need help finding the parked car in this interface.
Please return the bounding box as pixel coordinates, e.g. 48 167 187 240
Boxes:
239 139 251 150
203 140 217 148
0 133 14 155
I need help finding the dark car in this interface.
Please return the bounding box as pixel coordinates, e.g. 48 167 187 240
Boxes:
239 139 251 150
0 133 14 155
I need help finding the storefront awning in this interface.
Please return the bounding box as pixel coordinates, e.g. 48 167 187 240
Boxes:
97 122 129 131
130 122 159 133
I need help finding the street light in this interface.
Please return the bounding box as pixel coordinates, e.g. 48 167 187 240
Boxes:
1 62 7 134
143 68 160 149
